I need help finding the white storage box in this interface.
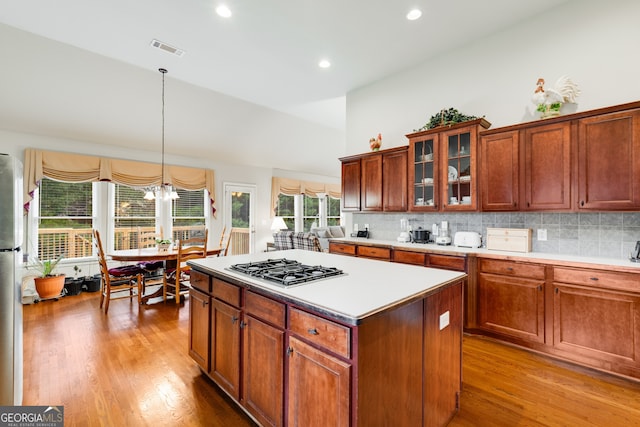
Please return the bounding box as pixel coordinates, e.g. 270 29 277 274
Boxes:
486 228 532 253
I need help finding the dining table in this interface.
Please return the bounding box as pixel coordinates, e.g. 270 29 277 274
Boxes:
108 246 222 304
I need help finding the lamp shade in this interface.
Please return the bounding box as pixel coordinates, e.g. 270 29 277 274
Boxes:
271 217 288 232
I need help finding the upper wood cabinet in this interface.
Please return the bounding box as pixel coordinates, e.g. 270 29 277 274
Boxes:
340 146 408 212
340 158 361 212
577 108 640 210
523 122 572 210
407 119 490 212
480 130 519 211
480 101 640 212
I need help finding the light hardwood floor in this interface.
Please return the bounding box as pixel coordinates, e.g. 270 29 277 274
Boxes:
23 291 640 426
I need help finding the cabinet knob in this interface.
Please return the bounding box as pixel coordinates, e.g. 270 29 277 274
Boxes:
307 328 319 335
240 320 247 328
580 201 585 206
537 285 543 291
287 347 294 357
232 316 238 324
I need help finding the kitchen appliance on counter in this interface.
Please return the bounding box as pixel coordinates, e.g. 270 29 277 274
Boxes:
454 231 482 248
435 221 452 245
228 258 344 287
0 154 23 405
397 218 411 243
411 227 430 244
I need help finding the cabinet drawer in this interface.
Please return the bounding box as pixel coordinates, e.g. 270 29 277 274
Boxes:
329 242 356 256
212 278 241 307
245 291 286 328
428 254 466 272
553 267 640 293
392 250 426 266
479 259 545 279
190 270 211 294
289 308 351 358
357 245 391 260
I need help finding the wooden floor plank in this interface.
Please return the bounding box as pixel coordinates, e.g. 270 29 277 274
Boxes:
22 292 640 426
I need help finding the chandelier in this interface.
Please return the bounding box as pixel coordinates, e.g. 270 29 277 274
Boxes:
144 68 179 200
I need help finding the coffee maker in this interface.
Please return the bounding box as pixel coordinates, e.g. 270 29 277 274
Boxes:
435 220 452 245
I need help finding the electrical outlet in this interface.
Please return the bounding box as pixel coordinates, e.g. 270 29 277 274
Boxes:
538 229 547 241
364 223 369 230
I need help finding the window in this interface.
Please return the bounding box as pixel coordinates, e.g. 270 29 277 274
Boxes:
275 194 295 230
327 196 341 226
112 184 157 250
172 188 206 242
303 195 319 231
33 178 94 261
274 193 341 232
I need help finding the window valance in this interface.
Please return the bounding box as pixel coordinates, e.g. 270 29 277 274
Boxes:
271 177 340 215
23 148 216 214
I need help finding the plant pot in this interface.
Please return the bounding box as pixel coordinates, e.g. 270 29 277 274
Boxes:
64 277 83 296
35 275 66 299
82 275 101 293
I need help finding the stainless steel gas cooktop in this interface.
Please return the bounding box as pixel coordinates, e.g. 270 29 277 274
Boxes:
228 258 344 287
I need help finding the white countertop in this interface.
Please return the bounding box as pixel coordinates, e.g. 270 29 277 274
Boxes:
335 237 640 271
189 250 466 324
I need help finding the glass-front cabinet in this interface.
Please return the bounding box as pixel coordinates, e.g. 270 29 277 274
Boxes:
408 134 439 210
407 118 490 212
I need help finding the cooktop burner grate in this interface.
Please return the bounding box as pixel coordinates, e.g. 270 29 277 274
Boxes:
228 258 344 287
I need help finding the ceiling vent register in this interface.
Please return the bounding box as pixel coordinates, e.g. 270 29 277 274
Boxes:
150 39 185 57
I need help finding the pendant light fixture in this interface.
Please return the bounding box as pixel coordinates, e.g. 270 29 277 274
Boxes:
144 68 179 201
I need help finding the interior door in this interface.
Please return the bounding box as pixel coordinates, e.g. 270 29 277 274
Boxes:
223 183 255 255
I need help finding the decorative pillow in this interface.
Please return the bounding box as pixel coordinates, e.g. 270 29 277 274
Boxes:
329 226 345 238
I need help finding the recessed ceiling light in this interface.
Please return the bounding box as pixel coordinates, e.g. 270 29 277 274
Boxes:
216 5 232 18
318 59 331 69
407 9 422 20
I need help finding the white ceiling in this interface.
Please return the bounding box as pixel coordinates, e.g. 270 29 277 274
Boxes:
0 0 570 177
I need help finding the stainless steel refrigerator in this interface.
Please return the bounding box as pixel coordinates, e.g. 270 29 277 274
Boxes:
0 153 23 405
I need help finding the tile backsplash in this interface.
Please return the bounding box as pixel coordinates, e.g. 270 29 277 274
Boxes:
352 212 640 261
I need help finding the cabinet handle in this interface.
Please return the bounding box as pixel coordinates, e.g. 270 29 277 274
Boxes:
240 320 247 329
537 285 542 291
231 316 238 324
555 287 559 294
590 277 599 281
307 328 319 335
506 267 514 272
580 201 585 206
201 300 208 307
287 347 294 357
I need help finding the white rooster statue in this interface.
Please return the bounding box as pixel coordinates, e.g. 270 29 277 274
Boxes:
532 76 580 118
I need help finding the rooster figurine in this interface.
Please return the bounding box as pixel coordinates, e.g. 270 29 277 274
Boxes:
532 76 580 118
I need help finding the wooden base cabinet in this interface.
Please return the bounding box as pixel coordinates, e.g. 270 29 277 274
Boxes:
188 287 211 371
552 267 640 378
477 259 546 344
190 268 463 427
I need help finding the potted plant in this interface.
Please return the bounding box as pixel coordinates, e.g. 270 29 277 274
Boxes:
156 238 172 252
30 254 66 299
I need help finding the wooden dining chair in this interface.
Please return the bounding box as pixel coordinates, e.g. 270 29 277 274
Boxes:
218 227 234 257
163 229 208 304
93 229 143 314
136 226 165 295
218 226 226 249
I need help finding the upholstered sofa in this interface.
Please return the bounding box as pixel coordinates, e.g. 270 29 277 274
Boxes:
273 231 323 252
310 225 346 251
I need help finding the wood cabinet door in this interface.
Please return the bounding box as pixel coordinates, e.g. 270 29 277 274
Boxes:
188 288 211 371
382 149 408 211
287 336 351 427
478 273 545 343
553 284 640 366
360 154 383 211
577 109 640 209
523 122 572 210
210 299 241 400
441 124 479 211
480 130 519 211
242 315 284 427
408 132 439 211
340 159 361 211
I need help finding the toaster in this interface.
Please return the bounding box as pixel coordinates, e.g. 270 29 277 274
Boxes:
453 231 482 248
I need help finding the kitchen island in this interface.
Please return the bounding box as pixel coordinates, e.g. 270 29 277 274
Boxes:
188 249 466 427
